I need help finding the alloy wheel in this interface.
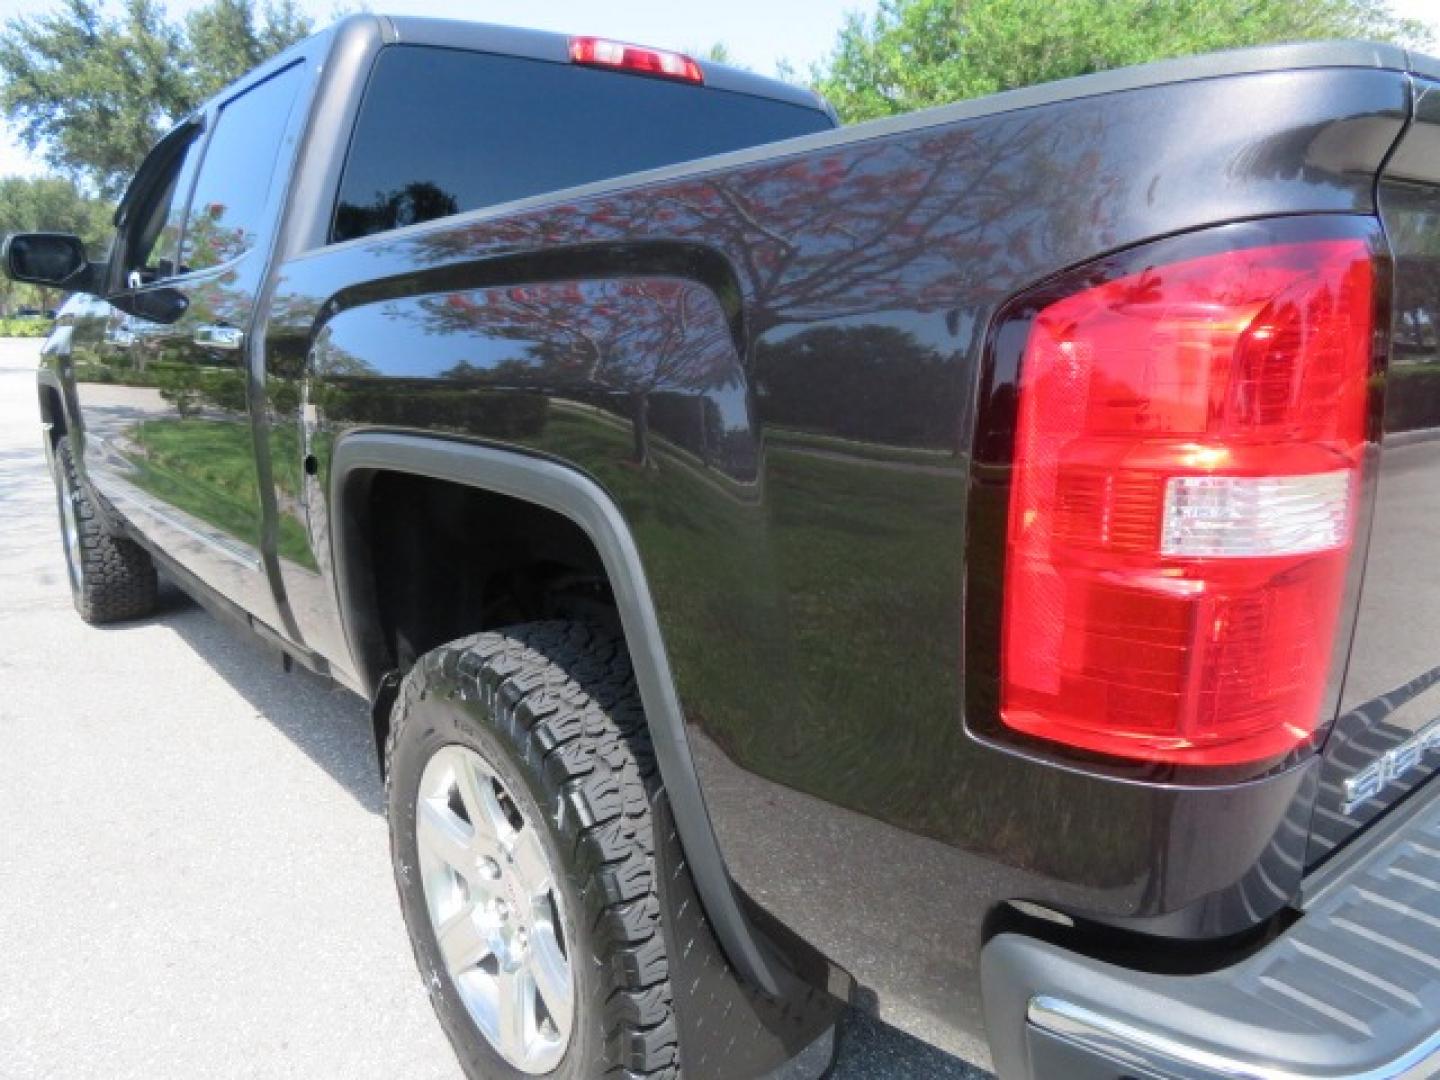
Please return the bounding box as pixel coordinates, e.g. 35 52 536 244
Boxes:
415 744 574 1074
55 458 83 594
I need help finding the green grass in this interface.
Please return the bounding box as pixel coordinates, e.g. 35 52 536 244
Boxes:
132 419 317 570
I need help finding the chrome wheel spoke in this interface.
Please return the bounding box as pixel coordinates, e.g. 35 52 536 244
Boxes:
56 478 83 590
495 968 535 1062
416 797 474 877
452 754 513 842
509 826 551 896
435 906 490 977
528 927 573 1037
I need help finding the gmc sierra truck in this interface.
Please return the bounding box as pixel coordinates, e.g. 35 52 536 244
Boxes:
8 14 1440 1079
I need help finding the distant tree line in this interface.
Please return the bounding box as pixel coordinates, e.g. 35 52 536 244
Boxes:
0 0 312 310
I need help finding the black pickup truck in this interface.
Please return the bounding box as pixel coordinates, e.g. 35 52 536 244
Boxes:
9 13 1440 1079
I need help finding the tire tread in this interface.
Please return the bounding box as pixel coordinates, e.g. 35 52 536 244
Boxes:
54 436 156 624
387 621 682 1078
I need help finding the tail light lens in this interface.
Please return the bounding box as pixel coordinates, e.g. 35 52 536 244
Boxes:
569 36 704 84
997 232 1375 766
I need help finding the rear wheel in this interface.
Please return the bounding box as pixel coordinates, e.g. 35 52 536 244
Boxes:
51 435 157 624
386 622 681 1079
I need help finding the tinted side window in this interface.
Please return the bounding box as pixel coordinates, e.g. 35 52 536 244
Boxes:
179 63 305 272
333 47 833 243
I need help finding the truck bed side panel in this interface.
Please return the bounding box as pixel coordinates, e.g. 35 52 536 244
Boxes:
265 66 1407 1058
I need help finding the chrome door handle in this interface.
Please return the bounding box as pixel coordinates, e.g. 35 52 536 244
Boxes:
193 324 244 351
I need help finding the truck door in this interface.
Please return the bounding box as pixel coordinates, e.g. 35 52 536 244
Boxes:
70 121 202 510
93 61 307 629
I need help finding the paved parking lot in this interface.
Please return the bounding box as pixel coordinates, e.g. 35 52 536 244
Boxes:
0 338 983 1079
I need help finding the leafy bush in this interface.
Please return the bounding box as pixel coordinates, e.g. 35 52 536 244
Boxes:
71 362 113 383
0 317 53 337
1388 365 1440 433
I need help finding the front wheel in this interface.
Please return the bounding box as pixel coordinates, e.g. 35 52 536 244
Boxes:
385 623 681 1079
50 435 157 624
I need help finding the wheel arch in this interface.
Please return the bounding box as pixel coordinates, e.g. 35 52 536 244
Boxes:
329 430 783 995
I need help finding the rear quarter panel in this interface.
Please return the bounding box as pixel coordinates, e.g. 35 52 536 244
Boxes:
265 66 1407 1058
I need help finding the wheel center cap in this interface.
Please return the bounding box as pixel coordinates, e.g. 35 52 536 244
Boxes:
491 905 529 970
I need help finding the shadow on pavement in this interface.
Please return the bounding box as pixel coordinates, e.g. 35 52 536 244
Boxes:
119 577 385 815
831 1010 991 1078
106 581 991 1080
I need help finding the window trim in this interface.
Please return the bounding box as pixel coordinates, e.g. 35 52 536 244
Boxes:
108 116 206 294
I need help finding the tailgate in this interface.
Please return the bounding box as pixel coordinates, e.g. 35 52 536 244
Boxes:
1310 72 1440 863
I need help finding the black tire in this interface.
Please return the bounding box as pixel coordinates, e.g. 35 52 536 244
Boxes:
386 622 682 1080
51 435 157 624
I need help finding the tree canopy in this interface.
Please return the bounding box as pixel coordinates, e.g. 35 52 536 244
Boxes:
0 0 311 197
0 174 111 250
814 0 1433 123
0 174 112 310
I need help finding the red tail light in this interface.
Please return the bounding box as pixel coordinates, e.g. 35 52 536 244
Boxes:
569 36 704 84
998 233 1375 766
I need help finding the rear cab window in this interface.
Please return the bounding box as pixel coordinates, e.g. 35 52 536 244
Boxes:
331 45 834 243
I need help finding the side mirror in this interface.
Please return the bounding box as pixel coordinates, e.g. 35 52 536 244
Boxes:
1 232 99 294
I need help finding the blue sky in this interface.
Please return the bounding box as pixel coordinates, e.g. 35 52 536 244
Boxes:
1 0 1438 177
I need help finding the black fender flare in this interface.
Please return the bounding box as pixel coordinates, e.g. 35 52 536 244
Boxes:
328 430 782 995
36 365 68 442
36 357 128 531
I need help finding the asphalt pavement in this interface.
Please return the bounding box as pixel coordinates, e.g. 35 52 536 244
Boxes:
0 338 984 1079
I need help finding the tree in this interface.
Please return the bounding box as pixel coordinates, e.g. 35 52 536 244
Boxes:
0 174 112 311
184 0 311 99
699 42 743 68
0 174 111 249
0 0 312 197
814 0 1433 123
334 180 460 244
413 278 740 469
755 325 956 446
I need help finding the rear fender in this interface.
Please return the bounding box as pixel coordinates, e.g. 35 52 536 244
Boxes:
329 431 785 996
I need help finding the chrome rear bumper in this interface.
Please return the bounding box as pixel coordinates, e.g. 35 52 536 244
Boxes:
983 779 1440 1079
